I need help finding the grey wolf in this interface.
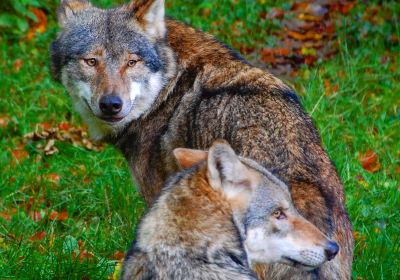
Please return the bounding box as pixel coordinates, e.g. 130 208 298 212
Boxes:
51 0 353 278
121 140 339 280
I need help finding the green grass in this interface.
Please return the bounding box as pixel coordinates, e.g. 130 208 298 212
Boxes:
0 0 399 279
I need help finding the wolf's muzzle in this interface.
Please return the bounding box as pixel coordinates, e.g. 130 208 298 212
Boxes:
324 241 339 261
99 95 123 116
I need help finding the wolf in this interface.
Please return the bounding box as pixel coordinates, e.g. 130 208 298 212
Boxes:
51 0 353 279
121 140 339 280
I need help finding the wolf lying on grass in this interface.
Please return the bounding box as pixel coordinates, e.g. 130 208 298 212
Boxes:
121 140 339 280
51 0 353 278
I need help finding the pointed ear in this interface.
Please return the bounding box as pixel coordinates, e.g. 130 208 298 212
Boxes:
57 0 92 27
207 140 257 200
173 148 208 170
128 0 165 37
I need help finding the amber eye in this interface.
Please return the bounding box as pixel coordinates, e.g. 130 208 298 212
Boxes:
273 210 286 220
127 60 137 67
84 58 97 67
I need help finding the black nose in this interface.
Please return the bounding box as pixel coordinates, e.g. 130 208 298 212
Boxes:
99 95 123 116
325 241 339 261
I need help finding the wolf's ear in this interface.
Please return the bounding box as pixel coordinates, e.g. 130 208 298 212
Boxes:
57 0 92 27
128 0 165 38
207 140 257 200
173 148 208 170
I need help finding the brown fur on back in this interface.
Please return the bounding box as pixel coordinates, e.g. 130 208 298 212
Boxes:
114 19 353 279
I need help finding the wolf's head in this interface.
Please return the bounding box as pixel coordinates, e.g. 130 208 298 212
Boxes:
173 140 339 271
51 0 172 139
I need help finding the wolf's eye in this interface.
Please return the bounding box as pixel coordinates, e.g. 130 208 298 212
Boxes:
84 58 97 67
127 60 137 67
273 210 286 220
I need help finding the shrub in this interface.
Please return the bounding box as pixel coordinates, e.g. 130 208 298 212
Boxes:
0 0 42 36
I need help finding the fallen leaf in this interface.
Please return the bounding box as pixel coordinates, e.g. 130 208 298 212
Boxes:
30 210 43 222
304 55 317 65
0 212 11 220
291 2 309 11
29 231 46 241
11 149 29 163
58 211 69 221
267 7 284 19
49 211 59 221
37 122 52 130
0 115 11 128
352 231 366 242
201 8 211 18
13 59 23 72
288 30 324 41
83 178 91 184
380 56 389 65
324 79 339 96
339 2 356 15
113 251 125 260
25 197 35 212
252 0 351 76
24 123 105 155
58 122 70 131
26 8 47 40
358 150 381 173
304 3 328 17
297 13 324 22
49 210 69 221
44 139 59 156
79 250 95 261
45 173 61 184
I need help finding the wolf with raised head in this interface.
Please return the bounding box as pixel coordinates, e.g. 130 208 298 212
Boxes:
121 140 339 280
51 0 353 278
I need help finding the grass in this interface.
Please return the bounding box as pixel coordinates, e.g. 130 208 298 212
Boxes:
0 0 399 279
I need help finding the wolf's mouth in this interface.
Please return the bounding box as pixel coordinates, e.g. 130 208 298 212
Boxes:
282 256 317 270
99 116 124 123
82 98 125 123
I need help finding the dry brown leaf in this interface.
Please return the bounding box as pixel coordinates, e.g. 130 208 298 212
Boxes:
291 2 309 11
287 30 324 41
113 251 125 260
44 139 59 156
358 150 381 173
0 115 11 128
324 79 339 96
45 173 61 184
30 210 43 222
13 59 23 72
79 250 95 261
26 8 47 40
58 122 70 131
24 123 105 156
251 0 352 75
49 211 59 221
267 8 284 19
58 211 69 221
339 2 356 15
29 231 46 241
11 149 29 163
0 212 11 220
49 210 69 221
38 122 52 130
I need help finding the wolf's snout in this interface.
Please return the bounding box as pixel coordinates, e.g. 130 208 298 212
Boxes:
99 95 123 116
324 241 339 260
